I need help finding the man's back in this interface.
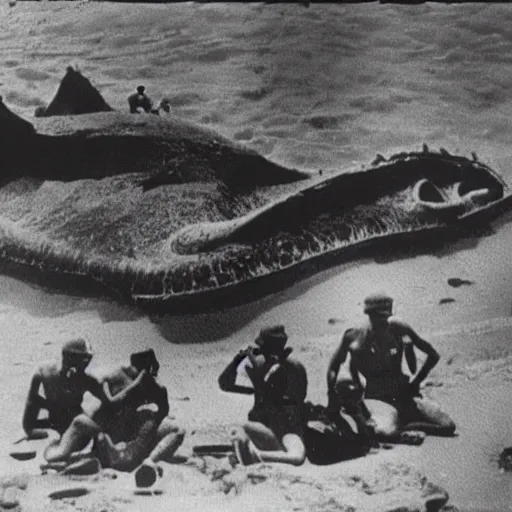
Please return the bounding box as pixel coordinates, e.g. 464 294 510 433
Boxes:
245 354 307 409
267 357 308 405
128 92 152 113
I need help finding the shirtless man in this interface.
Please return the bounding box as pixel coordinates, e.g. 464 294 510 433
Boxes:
22 339 102 440
93 349 185 474
44 349 185 476
128 85 153 114
219 325 308 466
327 293 456 439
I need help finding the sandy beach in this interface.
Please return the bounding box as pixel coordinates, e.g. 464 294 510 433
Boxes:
1 2 512 511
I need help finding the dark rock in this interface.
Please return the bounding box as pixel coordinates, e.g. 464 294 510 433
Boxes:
0 487 19 509
439 298 455 305
135 463 158 488
40 66 113 117
0 95 36 138
422 482 449 511
499 447 512 471
447 277 474 287
372 153 386 165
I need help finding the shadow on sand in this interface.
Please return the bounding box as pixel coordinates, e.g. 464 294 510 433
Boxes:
1 212 509 344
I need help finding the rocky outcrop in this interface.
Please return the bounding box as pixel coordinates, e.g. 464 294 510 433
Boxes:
35 66 113 117
0 96 36 138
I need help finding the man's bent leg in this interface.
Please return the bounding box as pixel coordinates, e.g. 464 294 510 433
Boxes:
44 414 100 462
149 417 186 463
237 422 306 466
243 421 283 451
364 399 401 439
96 411 160 472
133 418 186 488
402 398 456 436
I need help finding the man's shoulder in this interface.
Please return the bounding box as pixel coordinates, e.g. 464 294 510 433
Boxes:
388 316 412 331
285 356 305 368
99 364 128 379
284 356 307 375
84 371 101 384
37 361 58 378
342 324 367 342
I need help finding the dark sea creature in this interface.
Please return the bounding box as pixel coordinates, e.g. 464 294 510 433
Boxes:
0 96 307 189
0 70 510 314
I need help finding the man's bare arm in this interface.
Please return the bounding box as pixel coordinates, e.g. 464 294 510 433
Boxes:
22 372 51 436
218 348 254 395
154 384 170 420
95 370 148 406
348 354 364 390
327 331 352 394
403 340 417 374
404 325 440 392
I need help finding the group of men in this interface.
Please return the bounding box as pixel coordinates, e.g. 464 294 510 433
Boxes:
218 292 455 466
23 341 184 483
128 85 171 116
22 292 455 475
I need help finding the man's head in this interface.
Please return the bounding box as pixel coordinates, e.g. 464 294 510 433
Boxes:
61 338 93 376
333 377 364 409
363 292 393 326
253 325 289 358
130 349 159 377
159 98 171 113
136 85 146 94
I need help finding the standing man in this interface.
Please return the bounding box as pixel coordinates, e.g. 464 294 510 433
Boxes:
219 325 308 466
327 293 456 438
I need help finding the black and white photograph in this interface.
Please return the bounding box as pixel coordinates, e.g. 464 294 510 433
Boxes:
0 1 511 511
